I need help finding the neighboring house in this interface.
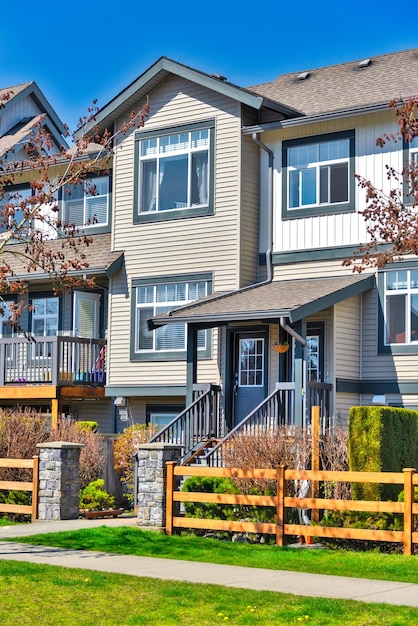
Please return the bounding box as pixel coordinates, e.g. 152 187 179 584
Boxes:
0 82 118 429
76 49 418 444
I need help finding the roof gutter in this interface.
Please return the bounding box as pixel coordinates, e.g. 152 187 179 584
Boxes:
280 316 306 346
243 100 403 135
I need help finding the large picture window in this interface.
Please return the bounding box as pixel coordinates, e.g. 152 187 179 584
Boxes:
135 121 214 223
282 130 355 218
62 176 110 229
384 269 418 345
131 275 211 359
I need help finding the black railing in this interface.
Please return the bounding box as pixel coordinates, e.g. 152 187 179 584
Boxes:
307 381 333 432
205 384 296 467
149 384 221 463
0 336 106 386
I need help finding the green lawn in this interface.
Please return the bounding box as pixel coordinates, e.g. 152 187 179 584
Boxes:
8 526 418 584
0 559 417 625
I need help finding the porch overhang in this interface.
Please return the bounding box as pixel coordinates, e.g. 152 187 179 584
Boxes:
149 274 375 329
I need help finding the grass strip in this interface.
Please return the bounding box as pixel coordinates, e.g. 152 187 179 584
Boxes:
7 526 418 584
0 559 416 625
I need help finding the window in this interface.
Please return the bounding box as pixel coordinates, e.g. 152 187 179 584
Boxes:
282 130 355 218
131 275 211 360
31 297 59 337
383 270 418 345
0 185 32 234
0 300 15 338
134 121 214 222
62 176 110 229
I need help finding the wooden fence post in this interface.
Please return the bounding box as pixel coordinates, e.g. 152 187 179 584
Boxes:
276 465 286 547
311 406 320 524
402 468 416 556
165 461 176 536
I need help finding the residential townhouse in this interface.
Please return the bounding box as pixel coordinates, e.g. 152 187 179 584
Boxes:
0 82 117 429
3 49 418 447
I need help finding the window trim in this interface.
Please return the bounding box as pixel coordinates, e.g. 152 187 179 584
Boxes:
378 266 418 354
130 273 212 361
133 120 215 224
60 174 112 235
282 130 355 219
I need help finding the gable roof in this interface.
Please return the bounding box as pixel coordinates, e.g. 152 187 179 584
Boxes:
0 81 68 152
149 274 375 329
75 56 301 138
247 48 418 129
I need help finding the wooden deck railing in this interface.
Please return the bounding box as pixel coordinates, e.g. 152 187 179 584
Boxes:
0 336 106 386
165 463 418 555
0 456 39 522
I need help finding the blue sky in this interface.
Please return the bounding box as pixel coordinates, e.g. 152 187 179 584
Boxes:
1 0 416 137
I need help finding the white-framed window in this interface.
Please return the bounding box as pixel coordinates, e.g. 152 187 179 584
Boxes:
63 176 109 228
31 297 59 337
0 185 32 234
283 131 354 218
0 300 15 338
138 127 210 214
133 278 210 354
384 269 418 345
238 338 264 387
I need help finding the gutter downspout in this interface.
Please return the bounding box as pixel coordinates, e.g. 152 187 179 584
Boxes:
280 316 306 346
252 133 273 284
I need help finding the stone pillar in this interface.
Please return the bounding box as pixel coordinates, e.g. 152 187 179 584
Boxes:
36 441 84 521
135 443 183 529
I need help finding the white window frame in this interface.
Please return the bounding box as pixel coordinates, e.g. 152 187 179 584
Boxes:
384 269 418 345
63 176 109 228
134 279 210 354
138 127 211 215
287 138 350 210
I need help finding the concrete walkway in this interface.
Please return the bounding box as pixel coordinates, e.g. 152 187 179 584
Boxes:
0 518 417 609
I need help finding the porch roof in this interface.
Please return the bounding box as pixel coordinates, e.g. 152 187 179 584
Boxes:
149 274 375 328
3 233 123 281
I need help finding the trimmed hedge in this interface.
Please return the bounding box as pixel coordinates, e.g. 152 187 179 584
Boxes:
349 406 418 500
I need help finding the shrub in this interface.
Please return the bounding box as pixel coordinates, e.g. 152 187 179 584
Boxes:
79 479 116 511
113 423 158 503
349 406 418 501
76 421 98 433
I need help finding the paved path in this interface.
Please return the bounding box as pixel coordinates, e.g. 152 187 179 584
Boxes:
0 518 417 608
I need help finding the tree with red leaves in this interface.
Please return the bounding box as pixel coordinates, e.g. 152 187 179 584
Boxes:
0 94 149 327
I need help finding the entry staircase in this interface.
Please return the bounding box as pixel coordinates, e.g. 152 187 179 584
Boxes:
149 381 332 466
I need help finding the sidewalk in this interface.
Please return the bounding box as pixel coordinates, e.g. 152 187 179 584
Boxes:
0 518 417 608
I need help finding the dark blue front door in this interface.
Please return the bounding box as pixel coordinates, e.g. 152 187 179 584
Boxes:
233 331 268 426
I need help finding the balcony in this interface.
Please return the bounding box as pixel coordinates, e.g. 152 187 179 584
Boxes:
0 336 106 386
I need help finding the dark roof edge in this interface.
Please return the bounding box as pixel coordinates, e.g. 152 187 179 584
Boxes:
242 100 410 135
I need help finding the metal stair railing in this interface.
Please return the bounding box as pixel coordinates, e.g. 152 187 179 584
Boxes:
149 384 221 463
205 383 296 467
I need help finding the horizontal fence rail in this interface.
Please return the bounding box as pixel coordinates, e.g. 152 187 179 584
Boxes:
0 457 39 522
0 337 106 386
165 464 418 555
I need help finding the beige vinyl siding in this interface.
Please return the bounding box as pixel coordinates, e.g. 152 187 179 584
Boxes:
264 110 400 254
273 259 375 281
240 135 259 286
109 76 243 387
334 295 361 413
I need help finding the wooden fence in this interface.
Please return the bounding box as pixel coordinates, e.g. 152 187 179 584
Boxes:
165 463 418 555
0 457 39 522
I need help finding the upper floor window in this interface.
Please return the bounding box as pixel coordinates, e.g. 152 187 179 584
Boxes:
282 130 355 218
384 269 418 345
131 274 211 360
0 185 32 235
134 121 214 223
62 176 110 230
